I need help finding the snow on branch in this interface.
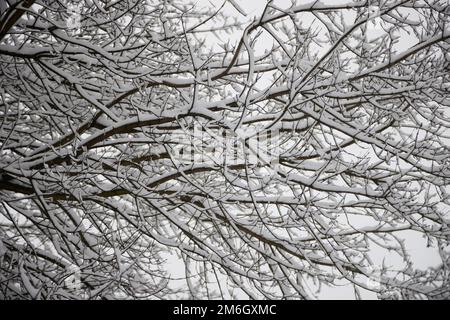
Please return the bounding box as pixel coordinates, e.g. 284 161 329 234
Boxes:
0 0 449 300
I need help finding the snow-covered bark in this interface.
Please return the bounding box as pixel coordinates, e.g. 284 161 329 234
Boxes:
0 0 449 299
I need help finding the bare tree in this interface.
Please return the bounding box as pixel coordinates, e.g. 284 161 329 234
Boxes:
0 0 449 299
